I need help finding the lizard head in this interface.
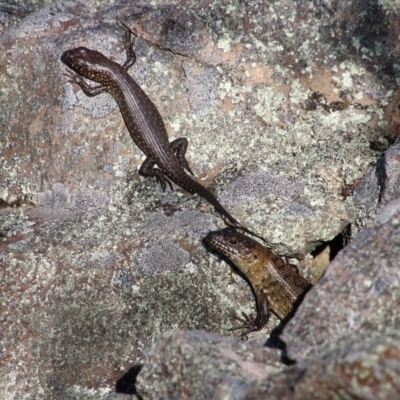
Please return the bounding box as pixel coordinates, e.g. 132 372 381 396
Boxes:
62 47 117 84
204 227 266 275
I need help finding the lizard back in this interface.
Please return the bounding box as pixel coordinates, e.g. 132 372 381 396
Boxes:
258 255 311 319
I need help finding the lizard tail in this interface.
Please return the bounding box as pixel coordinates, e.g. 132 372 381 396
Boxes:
171 173 267 243
208 195 267 244
222 214 267 244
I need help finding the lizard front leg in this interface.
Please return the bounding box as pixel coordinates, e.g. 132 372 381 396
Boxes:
231 290 270 338
64 70 107 97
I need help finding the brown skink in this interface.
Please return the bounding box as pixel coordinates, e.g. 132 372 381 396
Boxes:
204 227 312 335
62 23 262 239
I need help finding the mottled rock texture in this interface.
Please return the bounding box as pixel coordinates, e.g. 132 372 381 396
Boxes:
1 0 400 398
135 195 400 400
1 1 393 254
136 330 284 399
354 138 400 230
283 193 400 361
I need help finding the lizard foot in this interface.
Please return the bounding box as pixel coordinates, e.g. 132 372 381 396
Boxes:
229 312 261 339
157 175 173 192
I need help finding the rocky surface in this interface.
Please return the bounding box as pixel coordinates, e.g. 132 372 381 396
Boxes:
135 188 400 399
1 1 392 255
248 330 400 399
281 138 400 358
1 0 400 399
137 330 284 399
353 138 400 231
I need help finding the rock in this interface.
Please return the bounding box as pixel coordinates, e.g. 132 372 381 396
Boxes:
136 330 284 399
0 1 391 256
1 0 400 398
136 191 400 399
354 138 400 231
247 329 400 399
103 394 138 400
282 196 400 360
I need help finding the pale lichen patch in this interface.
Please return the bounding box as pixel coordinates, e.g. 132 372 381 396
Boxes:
251 86 286 124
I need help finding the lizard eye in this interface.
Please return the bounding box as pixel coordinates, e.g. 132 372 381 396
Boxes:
253 254 258 259
229 239 238 245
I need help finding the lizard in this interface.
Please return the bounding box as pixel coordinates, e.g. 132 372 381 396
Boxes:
61 23 263 239
204 227 312 336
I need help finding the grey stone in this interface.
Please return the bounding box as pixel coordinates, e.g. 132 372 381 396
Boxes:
1 0 399 398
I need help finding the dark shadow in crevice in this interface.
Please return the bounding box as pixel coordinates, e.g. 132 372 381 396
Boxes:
330 223 352 260
264 286 311 366
264 319 295 366
115 364 143 399
311 223 352 263
375 155 388 205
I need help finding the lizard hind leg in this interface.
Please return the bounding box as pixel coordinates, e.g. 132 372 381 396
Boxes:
139 155 173 191
170 137 195 176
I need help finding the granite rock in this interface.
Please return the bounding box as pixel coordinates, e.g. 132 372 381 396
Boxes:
1 0 400 398
136 330 284 400
136 191 400 399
